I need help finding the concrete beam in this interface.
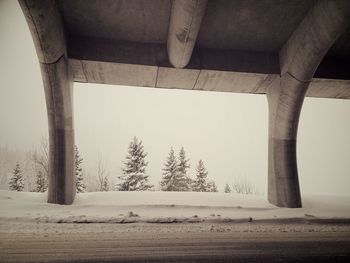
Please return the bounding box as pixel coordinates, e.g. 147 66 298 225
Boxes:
68 35 350 99
69 57 279 93
167 0 207 68
19 0 75 204
69 55 350 99
267 0 350 208
307 78 350 99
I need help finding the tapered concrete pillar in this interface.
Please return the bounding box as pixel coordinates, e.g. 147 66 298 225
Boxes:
268 0 350 207
167 0 207 68
19 0 75 204
40 56 75 204
267 75 307 208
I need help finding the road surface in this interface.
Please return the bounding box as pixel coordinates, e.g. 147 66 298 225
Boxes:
1 222 350 262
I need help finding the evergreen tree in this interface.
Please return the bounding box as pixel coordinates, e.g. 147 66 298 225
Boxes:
160 148 178 191
35 170 47 192
207 181 218 192
117 137 153 191
102 176 110 191
192 160 208 192
224 183 231 193
9 162 24 191
75 146 86 193
176 147 191 191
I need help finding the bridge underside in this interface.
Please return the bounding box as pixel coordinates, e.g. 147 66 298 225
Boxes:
68 38 350 99
19 0 350 206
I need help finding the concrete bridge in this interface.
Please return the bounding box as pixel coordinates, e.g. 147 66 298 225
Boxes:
19 0 350 207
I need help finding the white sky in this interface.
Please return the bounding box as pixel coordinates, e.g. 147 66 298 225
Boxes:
1 0 350 195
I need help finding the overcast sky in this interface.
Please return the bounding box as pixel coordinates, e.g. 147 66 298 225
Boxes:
1 0 350 195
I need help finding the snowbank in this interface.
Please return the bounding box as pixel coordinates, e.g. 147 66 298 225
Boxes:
1 190 350 224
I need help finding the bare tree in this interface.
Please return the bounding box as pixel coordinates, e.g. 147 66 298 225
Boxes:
97 155 109 192
32 138 49 175
231 176 255 195
31 137 49 192
35 170 46 192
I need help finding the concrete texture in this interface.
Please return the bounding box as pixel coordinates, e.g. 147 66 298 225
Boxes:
80 60 158 87
68 34 350 99
167 0 207 68
61 0 349 97
40 56 75 205
69 56 349 99
67 36 349 99
307 78 350 99
197 0 315 51
19 0 350 207
18 0 66 64
279 0 350 81
19 0 75 204
267 75 306 208
267 0 350 208
157 67 200 90
59 0 171 44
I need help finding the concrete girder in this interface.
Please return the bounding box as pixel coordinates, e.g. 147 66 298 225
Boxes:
167 0 207 68
19 0 76 204
267 0 350 208
68 36 350 99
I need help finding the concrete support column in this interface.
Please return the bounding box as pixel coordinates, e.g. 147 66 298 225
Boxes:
167 0 207 68
267 74 307 208
19 0 75 204
40 56 75 204
268 0 350 208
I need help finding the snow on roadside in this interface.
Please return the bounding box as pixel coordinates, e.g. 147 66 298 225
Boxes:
1 190 350 225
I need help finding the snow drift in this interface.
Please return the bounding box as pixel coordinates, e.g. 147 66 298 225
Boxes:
1 190 350 224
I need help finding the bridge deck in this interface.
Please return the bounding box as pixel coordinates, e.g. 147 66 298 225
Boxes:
57 0 350 99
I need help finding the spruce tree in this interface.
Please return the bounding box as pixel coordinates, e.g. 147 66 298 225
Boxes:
177 147 191 191
35 170 47 192
192 160 208 192
117 137 153 191
75 146 86 193
9 162 24 191
224 183 231 193
160 148 178 191
207 181 218 192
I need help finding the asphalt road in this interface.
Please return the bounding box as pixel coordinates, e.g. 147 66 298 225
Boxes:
1 224 350 263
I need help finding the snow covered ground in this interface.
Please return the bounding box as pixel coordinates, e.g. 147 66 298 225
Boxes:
1 190 350 226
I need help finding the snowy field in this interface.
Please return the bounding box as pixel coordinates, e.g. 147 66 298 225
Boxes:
1 190 350 226
2 190 350 262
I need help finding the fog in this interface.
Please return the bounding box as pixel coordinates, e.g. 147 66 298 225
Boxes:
1 0 350 195
73 83 268 192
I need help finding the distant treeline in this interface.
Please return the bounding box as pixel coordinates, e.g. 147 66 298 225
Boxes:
5 137 258 195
